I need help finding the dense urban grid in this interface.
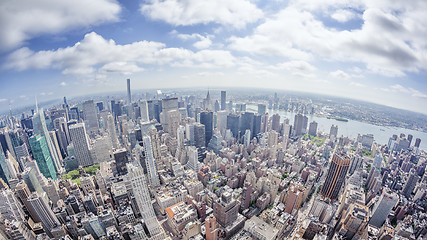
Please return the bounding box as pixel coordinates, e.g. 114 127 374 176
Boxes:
0 79 426 240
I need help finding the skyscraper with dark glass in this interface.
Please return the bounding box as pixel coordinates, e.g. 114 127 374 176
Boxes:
320 153 350 200
29 135 57 180
200 111 213 147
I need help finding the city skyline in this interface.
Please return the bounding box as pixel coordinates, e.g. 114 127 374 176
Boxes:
1 0 427 114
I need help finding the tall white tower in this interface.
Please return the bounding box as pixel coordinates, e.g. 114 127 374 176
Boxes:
143 136 160 187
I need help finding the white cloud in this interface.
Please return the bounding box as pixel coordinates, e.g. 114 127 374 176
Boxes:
331 9 358 22
0 99 7 103
0 0 121 50
173 31 213 49
275 60 316 72
382 84 427 99
140 0 263 28
330 70 350 79
349 81 366 88
228 1 427 77
4 32 237 76
60 81 67 86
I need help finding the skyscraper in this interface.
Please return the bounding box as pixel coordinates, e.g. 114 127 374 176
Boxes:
308 121 318 136
257 104 266 115
368 188 398 228
200 111 213 146
82 100 99 131
27 192 62 238
205 215 218 240
320 153 351 200
271 113 280 132
213 192 238 227
415 138 421 148
69 123 93 167
127 78 131 104
143 136 160 187
127 162 166 239
293 114 308 136
32 109 62 173
221 91 226 111
402 169 419 198
226 114 239 138
330 125 338 140
29 135 57 180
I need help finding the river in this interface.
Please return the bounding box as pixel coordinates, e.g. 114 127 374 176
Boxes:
246 105 427 151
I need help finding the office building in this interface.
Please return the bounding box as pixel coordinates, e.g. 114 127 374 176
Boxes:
200 111 213 147
368 188 398 228
271 114 280 132
205 215 218 240
127 162 166 239
402 170 419 198
26 192 63 238
32 109 62 173
257 104 266 115
320 153 350 200
29 135 57 180
213 192 238 227
337 202 369 239
293 114 308 136
69 123 93 167
226 114 239 138
221 91 226 111
330 125 338 140
143 136 160 187
308 121 318 136
82 100 99 131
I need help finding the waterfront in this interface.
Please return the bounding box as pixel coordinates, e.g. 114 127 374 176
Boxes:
247 105 427 151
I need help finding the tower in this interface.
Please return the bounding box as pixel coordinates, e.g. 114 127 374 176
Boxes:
26 192 62 238
127 78 131 104
143 136 160 187
205 215 218 240
320 153 351 201
32 109 62 173
29 135 57 180
220 91 226 111
82 100 99 131
69 123 93 167
308 121 318 136
200 111 213 147
368 188 398 228
127 162 166 239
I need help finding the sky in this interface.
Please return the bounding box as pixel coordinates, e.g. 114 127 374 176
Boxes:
0 0 427 114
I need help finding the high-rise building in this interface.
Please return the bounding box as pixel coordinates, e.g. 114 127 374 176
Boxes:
220 91 226 111
107 114 119 149
0 188 26 222
127 78 131 104
213 192 238 227
415 138 421 148
283 184 304 215
271 114 280 132
330 125 338 140
193 123 206 148
82 100 99 131
293 114 308 136
186 146 199 172
239 112 254 138
320 153 351 200
127 162 166 239
0 146 10 183
402 170 419 198
337 202 369 239
32 109 62 173
308 121 318 136
26 192 63 238
69 123 93 167
29 135 57 180
200 111 213 147
113 148 129 176
205 215 218 240
368 188 398 228
143 136 160 187
257 104 266 115
226 114 239 138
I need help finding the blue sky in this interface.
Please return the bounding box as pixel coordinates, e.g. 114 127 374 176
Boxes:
0 0 427 114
